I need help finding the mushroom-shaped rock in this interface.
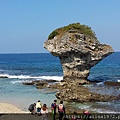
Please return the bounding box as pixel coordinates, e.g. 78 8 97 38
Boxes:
44 23 114 82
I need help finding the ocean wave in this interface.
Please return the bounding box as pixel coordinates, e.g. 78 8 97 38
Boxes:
37 76 63 81
96 81 105 86
10 76 63 85
0 73 63 81
0 74 33 79
9 75 63 81
0 74 63 84
78 105 90 110
11 80 31 84
0 74 9 78
90 108 120 113
117 80 120 82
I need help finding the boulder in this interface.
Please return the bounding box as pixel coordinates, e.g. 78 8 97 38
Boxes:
36 81 48 89
22 80 58 89
104 81 120 86
22 82 34 85
0 76 8 78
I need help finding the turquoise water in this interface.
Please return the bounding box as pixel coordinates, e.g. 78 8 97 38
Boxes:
0 53 120 112
0 53 62 111
0 78 56 111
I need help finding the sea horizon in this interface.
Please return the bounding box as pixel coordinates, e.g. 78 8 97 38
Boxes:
0 50 119 54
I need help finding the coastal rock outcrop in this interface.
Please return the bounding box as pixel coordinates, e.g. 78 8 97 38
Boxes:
43 23 117 102
44 23 114 81
54 82 120 102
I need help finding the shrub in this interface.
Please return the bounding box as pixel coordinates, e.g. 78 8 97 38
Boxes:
48 30 59 40
48 23 97 40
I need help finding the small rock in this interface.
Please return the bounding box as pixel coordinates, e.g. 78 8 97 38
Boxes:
105 81 120 86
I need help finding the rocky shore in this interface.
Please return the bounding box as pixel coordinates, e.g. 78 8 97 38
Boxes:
42 22 118 104
22 79 120 104
21 79 120 114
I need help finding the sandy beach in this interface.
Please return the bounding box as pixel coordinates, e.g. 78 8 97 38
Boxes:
0 102 55 120
0 102 27 113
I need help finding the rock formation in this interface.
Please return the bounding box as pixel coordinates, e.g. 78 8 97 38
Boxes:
44 23 114 82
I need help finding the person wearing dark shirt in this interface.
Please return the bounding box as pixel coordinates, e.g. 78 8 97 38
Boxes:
28 103 36 114
51 100 57 120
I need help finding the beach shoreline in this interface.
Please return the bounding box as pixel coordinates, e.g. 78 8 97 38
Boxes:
0 102 28 113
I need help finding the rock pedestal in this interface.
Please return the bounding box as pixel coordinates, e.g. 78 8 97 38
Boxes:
44 23 114 82
43 23 116 102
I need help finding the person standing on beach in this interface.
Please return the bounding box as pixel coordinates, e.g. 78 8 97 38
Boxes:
83 109 91 120
58 101 65 120
51 100 57 120
36 100 42 115
41 104 48 120
28 103 36 114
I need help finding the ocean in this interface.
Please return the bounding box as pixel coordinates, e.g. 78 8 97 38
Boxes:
0 52 120 113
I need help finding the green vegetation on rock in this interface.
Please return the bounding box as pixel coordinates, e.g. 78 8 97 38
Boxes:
48 22 96 40
48 30 59 40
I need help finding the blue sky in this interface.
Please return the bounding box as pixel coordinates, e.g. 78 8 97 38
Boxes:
0 0 120 53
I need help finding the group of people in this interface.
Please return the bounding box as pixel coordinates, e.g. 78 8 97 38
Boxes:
28 100 90 120
28 100 45 115
28 99 65 120
51 100 65 120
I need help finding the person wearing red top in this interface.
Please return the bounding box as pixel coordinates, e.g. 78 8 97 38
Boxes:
83 110 91 120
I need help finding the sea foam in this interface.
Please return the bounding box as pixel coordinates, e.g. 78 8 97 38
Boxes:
117 80 120 82
0 73 63 81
